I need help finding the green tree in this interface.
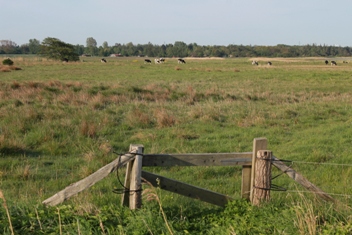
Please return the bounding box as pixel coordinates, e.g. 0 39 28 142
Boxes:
74 44 85 56
173 41 189 57
40 37 79 61
0 40 19 54
143 42 155 57
20 44 30 54
28 39 41 54
86 37 97 56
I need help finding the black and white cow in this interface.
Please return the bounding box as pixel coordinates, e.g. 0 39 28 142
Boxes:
154 58 161 64
144 59 152 64
252 60 258 65
63 58 68 63
325 60 329 65
101 58 107 63
331 61 337 66
178 58 186 64
267 61 272 66
159 58 165 63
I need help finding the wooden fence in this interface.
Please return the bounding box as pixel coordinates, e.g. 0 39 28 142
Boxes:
43 138 334 208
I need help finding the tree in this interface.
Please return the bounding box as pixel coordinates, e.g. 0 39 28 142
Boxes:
28 39 41 54
0 40 19 54
74 44 85 56
20 44 30 54
86 37 97 56
40 37 79 61
100 41 110 56
167 41 188 57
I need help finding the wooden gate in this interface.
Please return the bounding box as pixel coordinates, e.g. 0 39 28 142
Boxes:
43 138 334 208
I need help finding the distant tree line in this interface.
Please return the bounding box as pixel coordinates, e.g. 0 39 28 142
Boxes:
1 38 352 58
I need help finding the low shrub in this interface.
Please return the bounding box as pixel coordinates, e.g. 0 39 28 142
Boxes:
2 58 14 66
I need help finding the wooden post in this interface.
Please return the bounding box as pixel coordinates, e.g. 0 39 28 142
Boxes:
252 150 272 206
241 166 251 200
121 157 133 207
123 144 144 210
250 138 267 204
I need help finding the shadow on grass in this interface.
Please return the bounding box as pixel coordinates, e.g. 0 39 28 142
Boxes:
0 147 42 157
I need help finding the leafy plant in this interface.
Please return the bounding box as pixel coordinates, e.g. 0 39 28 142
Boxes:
2 58 14 65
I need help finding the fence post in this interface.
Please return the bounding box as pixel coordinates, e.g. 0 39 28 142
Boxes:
241 165 251 200
121 144 144 209
252 150 272 206
250 138 267 204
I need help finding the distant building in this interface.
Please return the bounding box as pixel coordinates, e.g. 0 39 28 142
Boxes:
110 53 122 57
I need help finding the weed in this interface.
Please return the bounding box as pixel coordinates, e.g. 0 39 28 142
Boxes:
0 190 14 235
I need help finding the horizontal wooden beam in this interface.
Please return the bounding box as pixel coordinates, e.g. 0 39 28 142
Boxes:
142 152 252 167
141 171 233 207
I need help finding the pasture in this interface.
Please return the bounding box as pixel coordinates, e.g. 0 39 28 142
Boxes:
0 55 351 234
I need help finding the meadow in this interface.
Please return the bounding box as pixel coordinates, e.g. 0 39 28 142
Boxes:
0 55 351 234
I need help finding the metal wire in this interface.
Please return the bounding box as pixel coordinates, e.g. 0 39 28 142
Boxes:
111 151 143 194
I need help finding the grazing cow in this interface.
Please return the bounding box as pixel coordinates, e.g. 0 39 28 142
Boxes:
325 60 329 65
178 58 186 64
101 58 107 63
331 61 337 66
63 58 68 63
252 60 258 65
144 59 152 64
154 58 161 64
343 61 349 63
267 61 272 66
159 58 165 63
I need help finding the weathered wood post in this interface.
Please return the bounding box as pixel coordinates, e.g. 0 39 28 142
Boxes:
241 165 251 200
249 138 268 204
121 144 144 209
252 150 272 206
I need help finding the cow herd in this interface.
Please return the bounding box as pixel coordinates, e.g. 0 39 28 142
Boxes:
143 58 186 64
62 57 349 67
74 57 186 64
252 60 348 66
252 60 272 66
96 57 187 64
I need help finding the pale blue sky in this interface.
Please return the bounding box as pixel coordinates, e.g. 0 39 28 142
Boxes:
2 0 351 47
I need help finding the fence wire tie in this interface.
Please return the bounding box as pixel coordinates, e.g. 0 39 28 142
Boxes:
256 156 293 164
111 151 143 195
253 185 271 191
113 151 144 157
271 157 293 164
271 157 294 180
253 184 287 192
270 184 287 192
254 155 291 191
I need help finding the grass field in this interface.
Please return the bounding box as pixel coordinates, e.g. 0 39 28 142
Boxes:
0 55 352 234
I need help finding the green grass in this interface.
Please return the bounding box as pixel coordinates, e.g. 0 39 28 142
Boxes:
0 56 352 234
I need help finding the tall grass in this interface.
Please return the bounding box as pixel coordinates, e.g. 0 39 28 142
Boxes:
0 190 14 235
0 56 352 233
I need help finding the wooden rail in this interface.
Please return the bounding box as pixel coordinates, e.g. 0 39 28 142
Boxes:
42 138 334 208
42 152 137 206
142 152 252 167
141 171 232 207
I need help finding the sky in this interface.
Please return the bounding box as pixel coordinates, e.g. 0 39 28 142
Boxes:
2 0 352 47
